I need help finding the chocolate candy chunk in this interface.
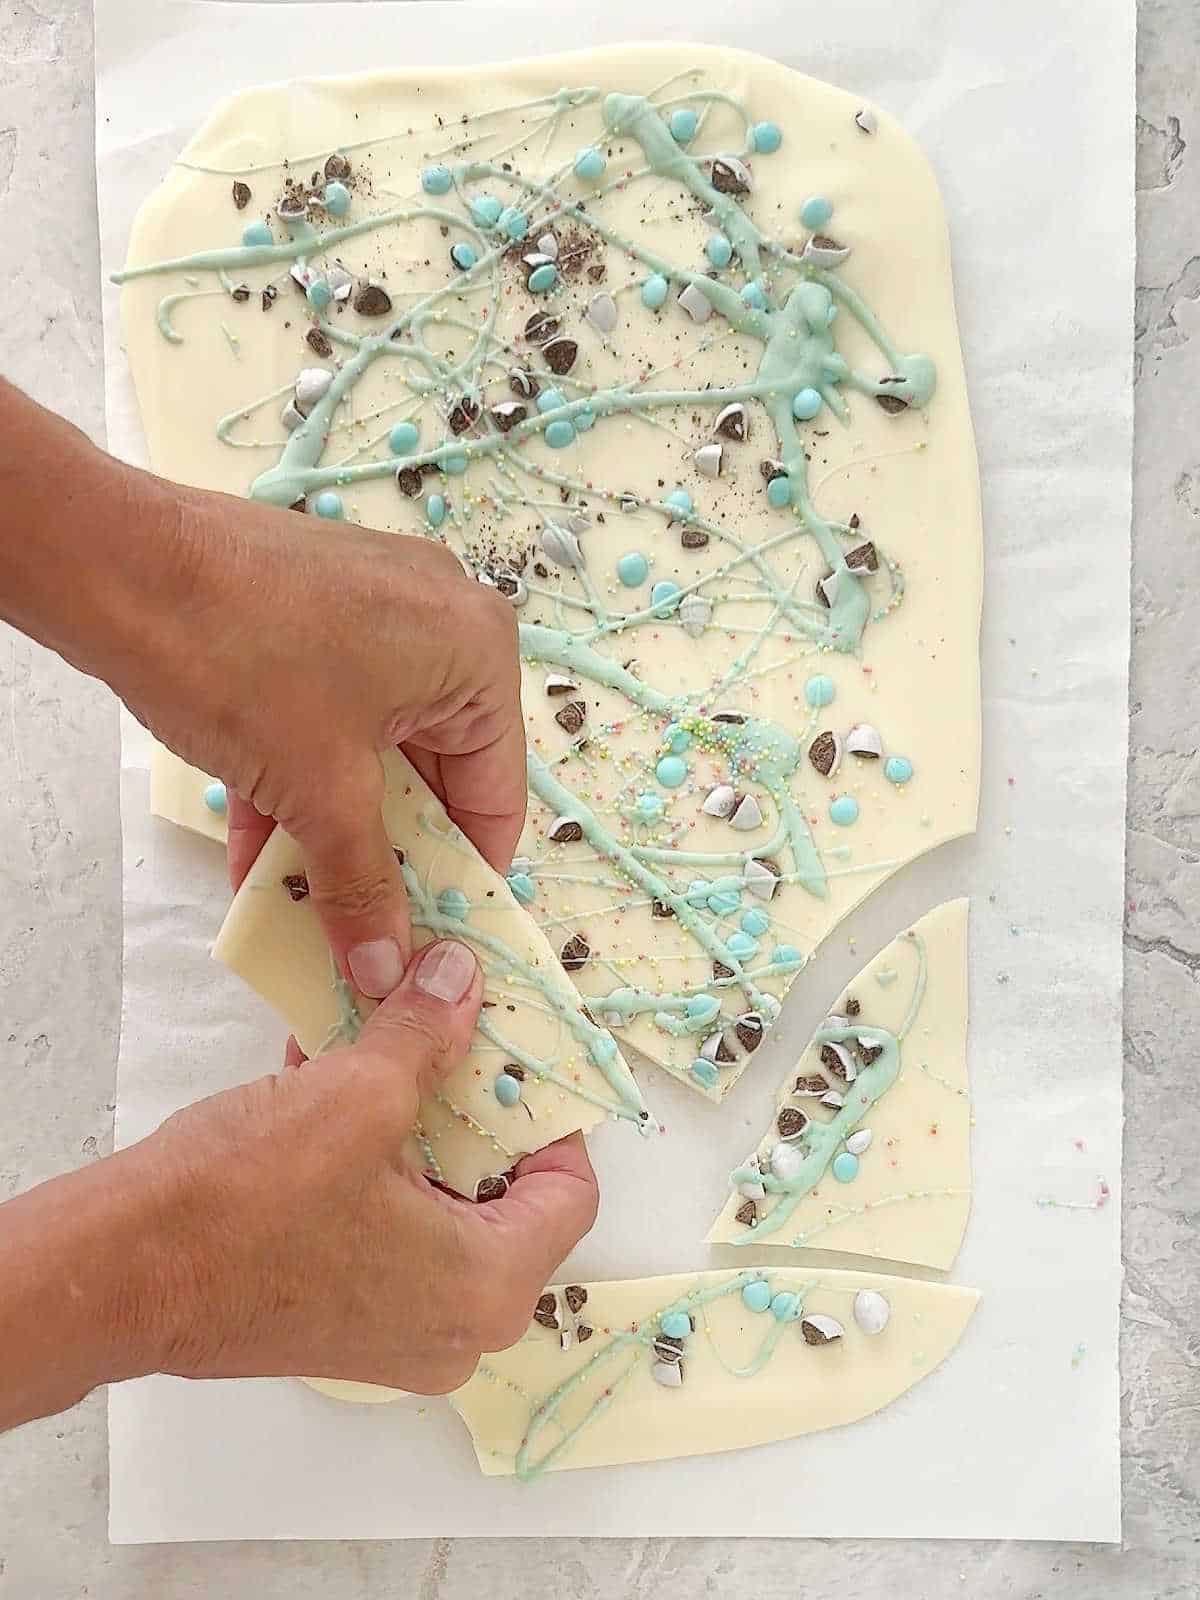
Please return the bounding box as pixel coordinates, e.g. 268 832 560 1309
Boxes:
447 397 479 435
760 458 786 482
710 157 751 195
554 699 587 736
564 1284 588 1314
490 401 527 433
714 401 748 441
230 283 251 303
735 1199 758 1227
524 311 559 345
396 466 423 497
777 1106 808 1140
845 541 879 574
502 1063 525 1082
542 336 579 375
808 730 841 777
276 191 309 223
289 498 307 514
306 327 333 358
845 996 861 1017
533 1292 560 1329
736 1014 764 1052
232 180 252 209
820 1042 851 1080
560 933 590 971
393 848 406 866
712 712 746 725
795 1074 828 1095
353 283 393 317
281 873 310 901
576 1323 594 1342
857 1039 884 1066
476 1174 510 1204
713 960 735 982
653 1335 685 1362
261 285 278 311
714 1035 736 1064
679 527 710 551
875 390 909 414
509 367 540 399
324 152 351 181
651 899 675 919
548 817 584 843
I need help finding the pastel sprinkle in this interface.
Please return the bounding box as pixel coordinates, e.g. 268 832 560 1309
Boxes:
528 263 558 293
792 387 822 420
767 474 793 509
437 888 469 920
450 242 477 271
832 1150 860 1182
885 755 914 784
705 234 733 269
800 195 834 229
641 274 670 310
545 419 576 449
617 551 649 587
389 421 420 454
313 491 344 519
323 181 351 217
493 1072 521 1108
507 872 535 904
203 781 227 816
690 1059 719 1090
660 1311 691 1339
830 795 860 826
421 165 452 195
426 493 446 528
574 146 606 181
669 108 699 144
656 754 688 788
241 221 273 247
751 121 782 154
805 673 836 708
742 1280 772 1313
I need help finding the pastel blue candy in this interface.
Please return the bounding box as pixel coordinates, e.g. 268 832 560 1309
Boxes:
494 1072 521 1107
685 994 721 1024
832 1151 860 1183
590 1034 619 1067
660 1311 692 1339
741 908 770 936
767 474 793 509
618 551 649 586
575 405 596 431
708 889 742 918
792 387 822 420
574 146 606 180
203 781 227 816
686 879 712 904
751 121 782 154
241 221 273 247
421 165 452 195
641 274 669 310
651 580 681 614
830 794 860 826
690 1058 719 1090
804 673 835 708
669 108 698 144
635 791 664 820
443 453 468 475
885 755 914 784
742 1280 772 1313
314 491 344 519
306 278 332 310
772 944 804 968
665 488 693 517
507 871 535 904
528 263 558 293
664 724 692 753
656 754 688 788
389 421 420 454
437 887 469 920
537 388 566 413
741 280 768 310
470 194 502 228
545 419 576 449
801 194 834 229
323 181 351 216
705 234 733 269
726 931 758 961
771 1291 801 1322
498 206 528 240
426 493 446 528
450 241 477 271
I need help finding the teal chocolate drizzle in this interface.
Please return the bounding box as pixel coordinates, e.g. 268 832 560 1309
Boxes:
116 72 936 1087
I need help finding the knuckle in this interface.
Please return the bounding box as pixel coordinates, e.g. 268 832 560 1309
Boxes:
467 1285 534 1352
310 858 397 919
408 1349 481 1396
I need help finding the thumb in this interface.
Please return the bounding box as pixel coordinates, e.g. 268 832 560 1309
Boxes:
485 1133 600 1288
290 756 413 999
352 938 483 1104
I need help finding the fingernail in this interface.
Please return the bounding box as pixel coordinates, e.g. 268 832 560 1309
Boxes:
414 940 478 1004
348 938 406 999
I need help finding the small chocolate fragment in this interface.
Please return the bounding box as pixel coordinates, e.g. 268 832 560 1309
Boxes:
712 712 746 725
544 674 578 695
396 466 423 497
714 401 749 442
714 1035 737 1064
777 1106 808 1140
282 873 310 902
857 1039 884 1066
276 191 309 223
760 458 786 483
653 1335 685 1363
289 498 307 514
808 730 841 778
542 336 579 375
845 996 861 1017
875 389 909 414
502 1063 525 1082
560 932 591 971
548 817 584 843
353 282 393 317
576 1324 594 1342
524 311 559 345
845 541 879 574
476 1174 510 1204
490 401 527 433
533 1292 560 1329
564 1284 588 1315
735 1199 758 1227
736 1014 764 1052
555 699 587 736
230 282 251 303
306 327 333 358
795 1074 829 1095
820 1042 852 1081
713 960 735 982
324 152 352 181
447 397 479 435
801 1314 845 1346
232 180 252 209
619 492 640 514
680 527 710 550
509 367 540 399
261 285 278 311
651 899 676 918
710 157 751 195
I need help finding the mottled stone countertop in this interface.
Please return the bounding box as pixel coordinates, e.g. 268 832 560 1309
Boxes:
1 1 1196 1593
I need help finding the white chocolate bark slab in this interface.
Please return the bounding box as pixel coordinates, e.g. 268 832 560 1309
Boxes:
707 899 971 1268
118 43 981 1099
213 748 648 1198
451 1266 978 1476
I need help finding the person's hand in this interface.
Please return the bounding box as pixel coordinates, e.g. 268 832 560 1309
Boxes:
133 938 597 1394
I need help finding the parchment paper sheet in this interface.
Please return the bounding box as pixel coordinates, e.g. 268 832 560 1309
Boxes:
96 0 1132 1542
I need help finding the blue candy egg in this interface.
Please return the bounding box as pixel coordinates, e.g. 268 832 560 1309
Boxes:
574 146 607 181
314 491 344 519
705 234 733 269
450 241 477 271
537 388 565 414
389 421 420 454
323 181 351 217
665 487 694 518
767 474 793 509
494 1072 521 1107
545 419 576 449
528 263 558 293
470 194 502 228
669 108 699 144
421 165 452 195
443 453 468 476
742 1280 772 1313
437 887 469 920
426 493 446 528
498 205 528 240
664 724 692 753
641 274 669 310
741 280 769 311
771 1291 801 1322
635 791 665 821
832 1151 860 1183
690 1059 719 1090
804 673 835 708
726 931 758 961
772 944 804 968
830 795 860 826
751 121 782 154
575 405 596 431
656 754 688 788
660 1310 692 1339
203 781 227 816
792 387 822 420
800 195 834 229
507 871 535 904
241 221 273 248
741 908 770 936
651 580 681 615
885 756 914 785
618 551 649 587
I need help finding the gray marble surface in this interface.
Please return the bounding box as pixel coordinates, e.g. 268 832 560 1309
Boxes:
0 1 1195 1593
